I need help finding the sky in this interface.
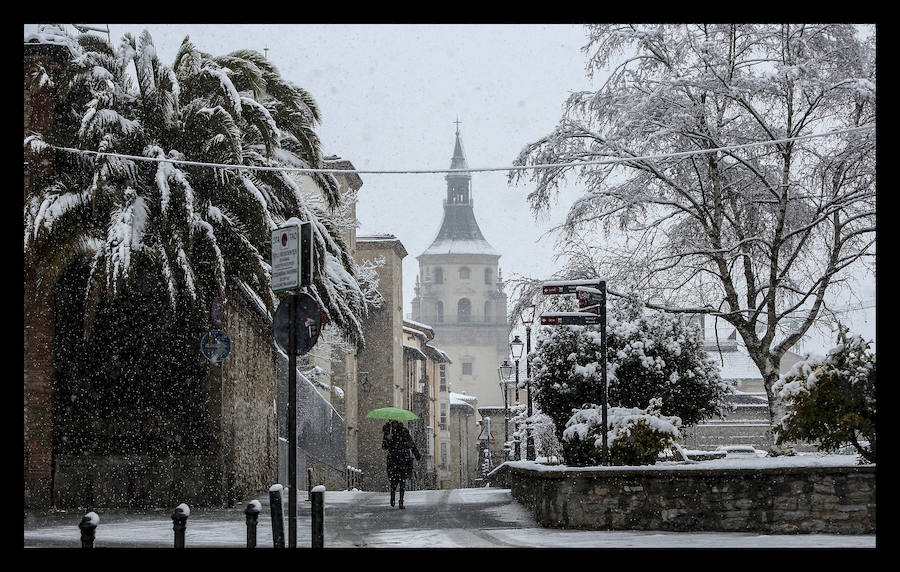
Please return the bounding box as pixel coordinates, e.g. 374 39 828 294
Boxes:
23 23 875 355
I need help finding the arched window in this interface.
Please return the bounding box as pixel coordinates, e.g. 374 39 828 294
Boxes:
458 266 470 280
434 267 443 284
484 301 491 323
484 267 492 284
435 301 444 323
458 298 471 322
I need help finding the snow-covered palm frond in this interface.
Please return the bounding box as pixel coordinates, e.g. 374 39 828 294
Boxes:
29 185 92 244
215 51 266 100
240 95 280 153
78 101 141 143
182 103 243 164
104 188 149 295
194 215 227 297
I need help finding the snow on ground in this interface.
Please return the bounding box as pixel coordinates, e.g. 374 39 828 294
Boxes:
504 451 870 473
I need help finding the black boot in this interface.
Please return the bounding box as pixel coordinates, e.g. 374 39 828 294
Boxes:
398 494 405 509
390 490 395 507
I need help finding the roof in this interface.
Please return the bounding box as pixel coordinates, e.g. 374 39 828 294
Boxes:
421 130 499 257
403 319 435 339
403 344 427 361
422 344 451 363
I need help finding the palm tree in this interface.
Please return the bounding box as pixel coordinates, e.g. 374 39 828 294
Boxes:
25 26 372 346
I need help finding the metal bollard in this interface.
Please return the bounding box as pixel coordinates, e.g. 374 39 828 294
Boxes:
310 485 324 549
244 500 261 549
307 468 313 501
268 484 285 549
171 503 189 549
78 511 99 548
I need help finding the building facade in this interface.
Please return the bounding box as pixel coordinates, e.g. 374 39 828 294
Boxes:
353 235 408 491
410 128 510 411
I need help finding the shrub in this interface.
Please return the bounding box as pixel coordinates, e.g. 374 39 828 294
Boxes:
772 328 876 463
561 398 681 466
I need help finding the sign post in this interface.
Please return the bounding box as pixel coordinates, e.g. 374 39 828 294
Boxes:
270 220 315 549
541 279 608 465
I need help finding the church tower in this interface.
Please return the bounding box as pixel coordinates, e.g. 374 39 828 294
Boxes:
411 125 509 408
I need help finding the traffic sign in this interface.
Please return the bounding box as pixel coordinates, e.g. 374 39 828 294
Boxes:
272 224 301 292
211 297 225 328
273 293 322 355
271 221 313 292
201 330 232 364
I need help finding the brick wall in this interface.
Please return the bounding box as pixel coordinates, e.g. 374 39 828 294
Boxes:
496 463 875 534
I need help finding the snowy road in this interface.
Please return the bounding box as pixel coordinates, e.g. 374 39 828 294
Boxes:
24 488 875 548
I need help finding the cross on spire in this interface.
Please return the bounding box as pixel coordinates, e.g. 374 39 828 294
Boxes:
454 117 461 135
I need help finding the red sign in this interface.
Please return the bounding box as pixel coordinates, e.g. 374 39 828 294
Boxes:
211 297 225 328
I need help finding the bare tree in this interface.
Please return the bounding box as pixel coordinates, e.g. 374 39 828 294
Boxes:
510 24 875 453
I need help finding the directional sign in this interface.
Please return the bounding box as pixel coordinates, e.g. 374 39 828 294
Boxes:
540 312 602 326
201 330 232 364
273 292 322 355
577 286 606 316
542 279 606 296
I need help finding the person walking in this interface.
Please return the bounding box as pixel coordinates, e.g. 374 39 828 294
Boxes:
382 420 421 509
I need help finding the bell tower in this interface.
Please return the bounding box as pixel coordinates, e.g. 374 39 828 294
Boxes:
411 123 509 408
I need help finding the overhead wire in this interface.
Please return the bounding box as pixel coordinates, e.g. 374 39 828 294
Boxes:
41 124 875 176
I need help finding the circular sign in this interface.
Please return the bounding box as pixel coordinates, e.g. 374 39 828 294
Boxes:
273 293 322 355
201 330 232 364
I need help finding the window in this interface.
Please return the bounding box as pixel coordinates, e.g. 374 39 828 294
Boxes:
440 404 449 429
484 267 492 284
462 362 473 376
435 300 444 323
484 301 491 323
434 267 443 284
458 266 470 280
440 442 449 468
439 364 447 392
458 298 471 322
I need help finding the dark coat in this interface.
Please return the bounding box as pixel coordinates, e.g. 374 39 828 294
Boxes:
382 423 421 481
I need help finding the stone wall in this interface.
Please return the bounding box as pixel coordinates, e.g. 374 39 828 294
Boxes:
494 463 875 534
220 288 280 505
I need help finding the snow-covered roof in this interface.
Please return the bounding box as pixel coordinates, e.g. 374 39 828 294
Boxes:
403 326 428 340
403 318 435 335
422 344 450 363
449 393 477 413
707 348 762 380
421 237 500 257
403 344 427 361
450 392 478 404
24 25 81 58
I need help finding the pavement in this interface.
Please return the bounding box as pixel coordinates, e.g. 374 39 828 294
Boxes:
24 487 876 549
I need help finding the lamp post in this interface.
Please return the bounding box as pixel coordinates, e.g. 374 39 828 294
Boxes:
498 360 513 459
509 336 524 460
522 305 536 460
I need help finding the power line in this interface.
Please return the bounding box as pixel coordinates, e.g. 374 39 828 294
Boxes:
43 124 874 176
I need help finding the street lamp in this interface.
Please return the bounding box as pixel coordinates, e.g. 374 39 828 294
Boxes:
521 305 536 460
509 336 524 460
498 360 513 459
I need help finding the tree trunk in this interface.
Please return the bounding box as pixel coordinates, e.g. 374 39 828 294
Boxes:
761 359 793 456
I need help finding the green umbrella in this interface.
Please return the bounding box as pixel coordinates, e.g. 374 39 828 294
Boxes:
366 407 419 420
